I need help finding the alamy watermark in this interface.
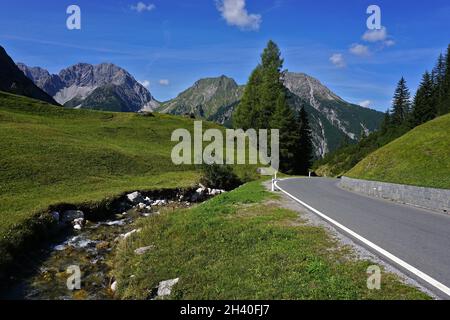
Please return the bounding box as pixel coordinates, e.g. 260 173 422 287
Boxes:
66 5 81 30
366 5 382 30
66 265 81 290
367 265 382 290
171 121 280 173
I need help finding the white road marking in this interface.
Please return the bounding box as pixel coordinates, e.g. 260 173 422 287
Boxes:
274 179 450 298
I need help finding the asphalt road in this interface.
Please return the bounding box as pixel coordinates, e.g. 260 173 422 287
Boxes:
276 177 450 299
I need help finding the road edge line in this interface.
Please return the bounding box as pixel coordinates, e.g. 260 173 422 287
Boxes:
274 179 450 298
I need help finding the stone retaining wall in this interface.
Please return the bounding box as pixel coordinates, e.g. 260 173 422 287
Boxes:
340 177 450 214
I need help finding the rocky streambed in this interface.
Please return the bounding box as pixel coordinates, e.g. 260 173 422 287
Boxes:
1 186 224 300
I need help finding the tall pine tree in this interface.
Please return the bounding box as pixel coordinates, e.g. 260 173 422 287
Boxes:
294 107 314 175
438 45 450 115
234 40 286 130
391 77 411 126
270 92 300 174
411 71 436 126
233 66 262 130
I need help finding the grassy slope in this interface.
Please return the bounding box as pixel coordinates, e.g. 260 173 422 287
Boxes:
114 181 428 300
347 114 450 189
0 91 236 248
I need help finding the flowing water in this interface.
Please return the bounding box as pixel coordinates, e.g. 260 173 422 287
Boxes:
1 192 195 300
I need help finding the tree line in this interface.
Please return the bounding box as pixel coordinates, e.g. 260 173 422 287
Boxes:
383 44 450 131
233 41 313 175
312 44 450 177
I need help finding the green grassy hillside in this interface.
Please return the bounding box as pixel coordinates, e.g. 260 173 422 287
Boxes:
0 91 254 264
347 114 450 189
114 180 428 300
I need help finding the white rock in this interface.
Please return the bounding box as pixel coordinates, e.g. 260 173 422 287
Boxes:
73 224 82 231
127 191 144 204
61 210 84 223
54 244 66 251
137 203 146 210
116 228 141 241
73 217 85 225
104 220 126 227
111 281 118 292
134 245 154 255
196 188 205 194
157 278 179 297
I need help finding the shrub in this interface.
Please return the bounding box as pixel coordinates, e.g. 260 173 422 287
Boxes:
200 164 241 191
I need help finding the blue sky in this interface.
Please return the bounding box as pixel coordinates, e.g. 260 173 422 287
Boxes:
0 0 449 110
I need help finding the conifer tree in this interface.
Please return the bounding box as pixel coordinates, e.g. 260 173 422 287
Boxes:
411 71 436 126
391 77 411 126
233 66 262 130
295 107 314 175
438 45 450 115
234 40 286 130
270 92 300 174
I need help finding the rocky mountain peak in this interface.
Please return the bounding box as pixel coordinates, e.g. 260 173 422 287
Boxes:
17 61 158 112
283 72 344 109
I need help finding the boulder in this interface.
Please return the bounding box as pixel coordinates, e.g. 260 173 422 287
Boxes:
111 281 118 292
127 191 144 204
157 278 179 297
72 217 85 230
134 245 154 255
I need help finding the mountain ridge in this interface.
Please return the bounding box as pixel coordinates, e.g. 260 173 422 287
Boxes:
160 72 383 157
15 53 383 157
17 62 159 112
0 46 58 105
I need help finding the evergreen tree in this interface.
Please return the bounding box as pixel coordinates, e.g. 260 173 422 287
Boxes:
432 53 446 96
411 71 436 126
438 45 450 115
380 109 391 134
270 92 300 174
233 66 262 130
391 77 411 126
295 107 314 175
259 41 286 129
234 40 286 130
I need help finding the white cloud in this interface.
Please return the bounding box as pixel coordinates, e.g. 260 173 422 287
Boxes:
349 43 370 56
159 79 170 86
362 27 387 42
329 53 346 68
217 0 262 31
131 2 155 13
362 26 395 47
139 80 150 88
384 39 396 47
358 100 372 108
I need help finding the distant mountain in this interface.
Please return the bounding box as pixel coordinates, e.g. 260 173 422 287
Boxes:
0 46 58 105
18 62 159 112
159 72 384 157
157 76 244 120
283 72 384 157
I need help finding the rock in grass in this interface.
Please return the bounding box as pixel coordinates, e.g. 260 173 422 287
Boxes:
115 229 141 241
127 191 144 204
111 281 118 292
134 245 154 255
61 210 84 223
157 278 179 297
